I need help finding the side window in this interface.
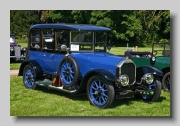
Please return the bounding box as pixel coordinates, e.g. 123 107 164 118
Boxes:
55 30 69 51
30 29 41 49
42 29 54 50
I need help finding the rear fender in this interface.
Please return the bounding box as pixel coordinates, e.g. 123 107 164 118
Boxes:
18 59 43 79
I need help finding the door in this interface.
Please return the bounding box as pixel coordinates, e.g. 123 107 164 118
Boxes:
39 29 56 73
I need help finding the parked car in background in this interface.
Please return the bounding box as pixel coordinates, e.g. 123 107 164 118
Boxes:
18 23 163 108
125 42 170 92
10 34 27 61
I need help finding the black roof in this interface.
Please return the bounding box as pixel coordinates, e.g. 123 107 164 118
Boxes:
30 23 111 31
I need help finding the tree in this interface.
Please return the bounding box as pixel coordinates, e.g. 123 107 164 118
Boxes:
137 10 167 44
10 10 40 38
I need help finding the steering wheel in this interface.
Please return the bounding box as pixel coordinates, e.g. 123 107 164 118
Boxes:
153 51 158 56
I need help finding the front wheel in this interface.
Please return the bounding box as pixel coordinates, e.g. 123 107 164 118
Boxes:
86 75 115 109
23 64 37 89
136 76 161 102
162 72 170 92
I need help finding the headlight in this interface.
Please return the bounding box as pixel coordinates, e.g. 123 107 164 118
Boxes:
152 56 155 61
10 47 13 52
117 75 129 86
22 47 26 51
142 73 154 84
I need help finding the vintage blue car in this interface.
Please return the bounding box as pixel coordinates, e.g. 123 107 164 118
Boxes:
10 34 26 61
18 23 163 108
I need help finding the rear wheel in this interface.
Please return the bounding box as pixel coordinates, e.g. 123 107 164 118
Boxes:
23 64 37 89
162 72 170 92
86 75 115 109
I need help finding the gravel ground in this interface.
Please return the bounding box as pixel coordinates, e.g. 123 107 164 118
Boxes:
10 70 19 75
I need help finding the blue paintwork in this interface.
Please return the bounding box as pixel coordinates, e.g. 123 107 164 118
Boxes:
29 50 124 77
30 23 111 31
70 52 124 77
89 80 108 106
23 66 35 88
28 50 56 73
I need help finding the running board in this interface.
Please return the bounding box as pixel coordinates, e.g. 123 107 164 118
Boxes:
35 80 77 94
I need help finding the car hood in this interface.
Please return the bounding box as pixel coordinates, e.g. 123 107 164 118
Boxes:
71 52 126 76
154 56 170 69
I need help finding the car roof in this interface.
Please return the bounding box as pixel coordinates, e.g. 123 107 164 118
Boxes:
30 23 111 31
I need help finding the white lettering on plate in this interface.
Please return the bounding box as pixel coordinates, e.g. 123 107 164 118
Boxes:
71 44 79 51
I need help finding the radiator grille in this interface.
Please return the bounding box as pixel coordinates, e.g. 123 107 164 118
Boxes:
14 46 21 57
120 62 136 84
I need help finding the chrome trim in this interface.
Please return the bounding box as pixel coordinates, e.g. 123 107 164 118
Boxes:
117 59 135 67
117 74 129 86
142 73 154 84
117 58 136 85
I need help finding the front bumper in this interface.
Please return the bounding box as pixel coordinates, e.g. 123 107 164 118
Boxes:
10 55 25 60
114 84 152 99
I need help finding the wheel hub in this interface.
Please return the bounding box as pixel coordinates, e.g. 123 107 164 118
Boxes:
94 89 102 96
66 69 70 76
26 73 32 80
28 75 31 79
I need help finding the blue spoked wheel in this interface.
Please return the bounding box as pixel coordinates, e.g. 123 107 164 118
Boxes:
138 77 161 102
87 75 115 108
59 56 79 88
23 64 36 89
61 61 75 85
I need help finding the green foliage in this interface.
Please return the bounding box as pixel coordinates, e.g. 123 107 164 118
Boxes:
159 39 169 43
10 10 170 45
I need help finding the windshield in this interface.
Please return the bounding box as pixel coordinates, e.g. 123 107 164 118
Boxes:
152 42 170 56
10 35 16 43
70 31 107 52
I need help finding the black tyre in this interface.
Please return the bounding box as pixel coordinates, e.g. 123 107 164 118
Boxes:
23 64 37 89
59 56 80 88
136 76 161 102
162 72 170 92
86 75 115 109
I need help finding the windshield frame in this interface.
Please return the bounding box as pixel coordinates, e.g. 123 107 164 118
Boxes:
70 31 108 52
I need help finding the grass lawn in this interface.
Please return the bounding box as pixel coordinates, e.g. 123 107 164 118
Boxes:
10 60 21 70
10 75 170 116
16 39 28 47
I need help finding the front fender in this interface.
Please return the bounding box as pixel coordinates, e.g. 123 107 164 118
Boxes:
18 59 43 78
136 65 163 77
77 69 117 93
86 69 117 82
